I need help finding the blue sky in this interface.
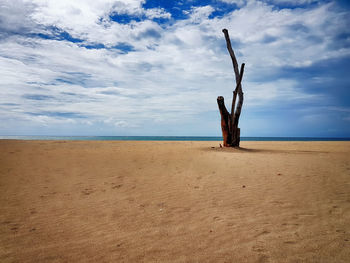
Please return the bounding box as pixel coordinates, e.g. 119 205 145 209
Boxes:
0 0 349 137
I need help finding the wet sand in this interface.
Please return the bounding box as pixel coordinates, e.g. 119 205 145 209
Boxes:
0 140 349 262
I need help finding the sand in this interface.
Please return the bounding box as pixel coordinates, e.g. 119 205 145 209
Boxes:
0 140 349 262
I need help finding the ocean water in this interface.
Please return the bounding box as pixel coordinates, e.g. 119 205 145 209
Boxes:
0 136 349 141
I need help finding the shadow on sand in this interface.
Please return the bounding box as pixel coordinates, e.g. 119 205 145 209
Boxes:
205 146 329 154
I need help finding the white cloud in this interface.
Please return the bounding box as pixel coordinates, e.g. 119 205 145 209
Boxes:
220 0 318 7
0 0 36 33
144 8 171 19
184 5 215 23
29 0 144 27
218 0 247 8
267 0 318 5
244 79 321 107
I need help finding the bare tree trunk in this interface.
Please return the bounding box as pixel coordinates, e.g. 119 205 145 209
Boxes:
217 29 245 147
217 96 231 146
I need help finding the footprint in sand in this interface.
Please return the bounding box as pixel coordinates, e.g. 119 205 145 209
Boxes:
139 204 148 209
82 188 94 195
284 240 297 244
329 205 342 215
252 245 265 253
30 208 37 214
336 229 345 233
10 223 20 231
257 254 270 263
297 213 315 218
254 230 270 238
251 243 270 263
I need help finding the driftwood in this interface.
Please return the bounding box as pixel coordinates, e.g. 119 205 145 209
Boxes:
217 29 245 147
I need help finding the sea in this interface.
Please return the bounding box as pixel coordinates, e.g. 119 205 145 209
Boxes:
0 136 349 141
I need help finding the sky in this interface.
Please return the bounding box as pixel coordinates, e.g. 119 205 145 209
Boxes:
0 0 349 137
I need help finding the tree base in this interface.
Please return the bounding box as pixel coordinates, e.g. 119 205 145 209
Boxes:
217 96 241 147
223 127 240 147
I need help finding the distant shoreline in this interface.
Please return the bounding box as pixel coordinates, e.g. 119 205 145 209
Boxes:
0 136 349 141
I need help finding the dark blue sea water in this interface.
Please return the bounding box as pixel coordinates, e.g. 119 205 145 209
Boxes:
0 136 349 141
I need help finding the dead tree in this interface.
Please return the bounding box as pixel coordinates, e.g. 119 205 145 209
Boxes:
217 28 245 147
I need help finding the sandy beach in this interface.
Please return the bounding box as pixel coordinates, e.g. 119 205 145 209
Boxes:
0 140 349 262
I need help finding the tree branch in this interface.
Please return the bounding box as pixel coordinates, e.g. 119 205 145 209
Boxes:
223 28 243 123
231 90 237 119
222 29 240 84
233 63 245 127
235 63 245 93
230 63 245 119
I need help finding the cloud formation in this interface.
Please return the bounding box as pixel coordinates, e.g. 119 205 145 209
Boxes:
0 0 349 136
